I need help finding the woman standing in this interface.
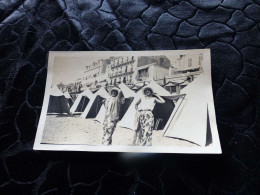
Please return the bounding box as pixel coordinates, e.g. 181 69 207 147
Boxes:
102 88 125 145
133 87 165 146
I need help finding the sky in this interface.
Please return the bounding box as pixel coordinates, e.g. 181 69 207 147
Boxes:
52 56 103 85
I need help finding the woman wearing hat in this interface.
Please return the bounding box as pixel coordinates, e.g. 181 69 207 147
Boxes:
102 88 125 145
133 87 165 146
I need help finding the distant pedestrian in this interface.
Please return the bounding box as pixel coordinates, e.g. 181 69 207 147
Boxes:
133 87 165 146
102 88 125 145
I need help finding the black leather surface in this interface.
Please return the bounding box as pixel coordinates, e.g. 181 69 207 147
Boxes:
0 0 259 194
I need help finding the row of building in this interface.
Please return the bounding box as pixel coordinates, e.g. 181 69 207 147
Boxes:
58 54 203 94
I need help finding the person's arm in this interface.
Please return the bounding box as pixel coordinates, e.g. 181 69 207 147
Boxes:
135 98 141 110
154 94 165 104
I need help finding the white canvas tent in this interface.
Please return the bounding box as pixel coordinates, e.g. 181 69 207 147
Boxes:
145 80 172 96
117 80 182 130
131 82 145 92
81 87 109 118
118 83 136 98
47 86 70 114
94 104 106 123
70 88 93 113
51 85 64 96
163 74 209 146
64 91 73 107
64 91 71 99
95 83 136 123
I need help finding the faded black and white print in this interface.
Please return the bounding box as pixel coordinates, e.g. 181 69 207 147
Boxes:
34 50 221 153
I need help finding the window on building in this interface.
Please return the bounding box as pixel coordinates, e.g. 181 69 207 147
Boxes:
123 77 126 83
131 56 134 61
138 68 149 78
160 57 164 66
125 66 128 73
188 58 192 67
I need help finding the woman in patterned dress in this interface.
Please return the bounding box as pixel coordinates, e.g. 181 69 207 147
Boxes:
102 88 125 145
133 87 165 146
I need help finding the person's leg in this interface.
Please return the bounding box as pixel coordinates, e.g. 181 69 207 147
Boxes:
102 120 116 145
107 122 117 145
144 126 153 146
102 115 109 144
132 112 141 145
141 111 154 146
138 112 147 146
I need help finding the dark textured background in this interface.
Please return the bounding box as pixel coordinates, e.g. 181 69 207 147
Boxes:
0 0 260 194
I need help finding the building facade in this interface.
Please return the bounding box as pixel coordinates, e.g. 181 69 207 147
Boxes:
68 54 204 93
136 56 171 85
79 58 112 91
84 59 105 82
164 53 203 93
106 56 136 85
169 53 203 76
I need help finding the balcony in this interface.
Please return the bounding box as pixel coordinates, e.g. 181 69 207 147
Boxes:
137 77 149 81
111 60 135 70
109 71 134 78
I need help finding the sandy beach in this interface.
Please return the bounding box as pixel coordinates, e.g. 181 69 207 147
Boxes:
41 115 196 147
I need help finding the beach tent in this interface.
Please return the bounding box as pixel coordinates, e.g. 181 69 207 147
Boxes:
163 74 209 146
94 104 106 123
81 87 109 118
117 80 184 130
118 83 136 98
118 83 136 120
95 83 136 123
131 83 145 92
64 91 74 107
163 79 186 94
47 86 70 114
70 89 93 113
130 85 140 92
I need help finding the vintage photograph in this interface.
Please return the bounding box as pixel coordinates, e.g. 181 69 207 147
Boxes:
34 50 221 153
